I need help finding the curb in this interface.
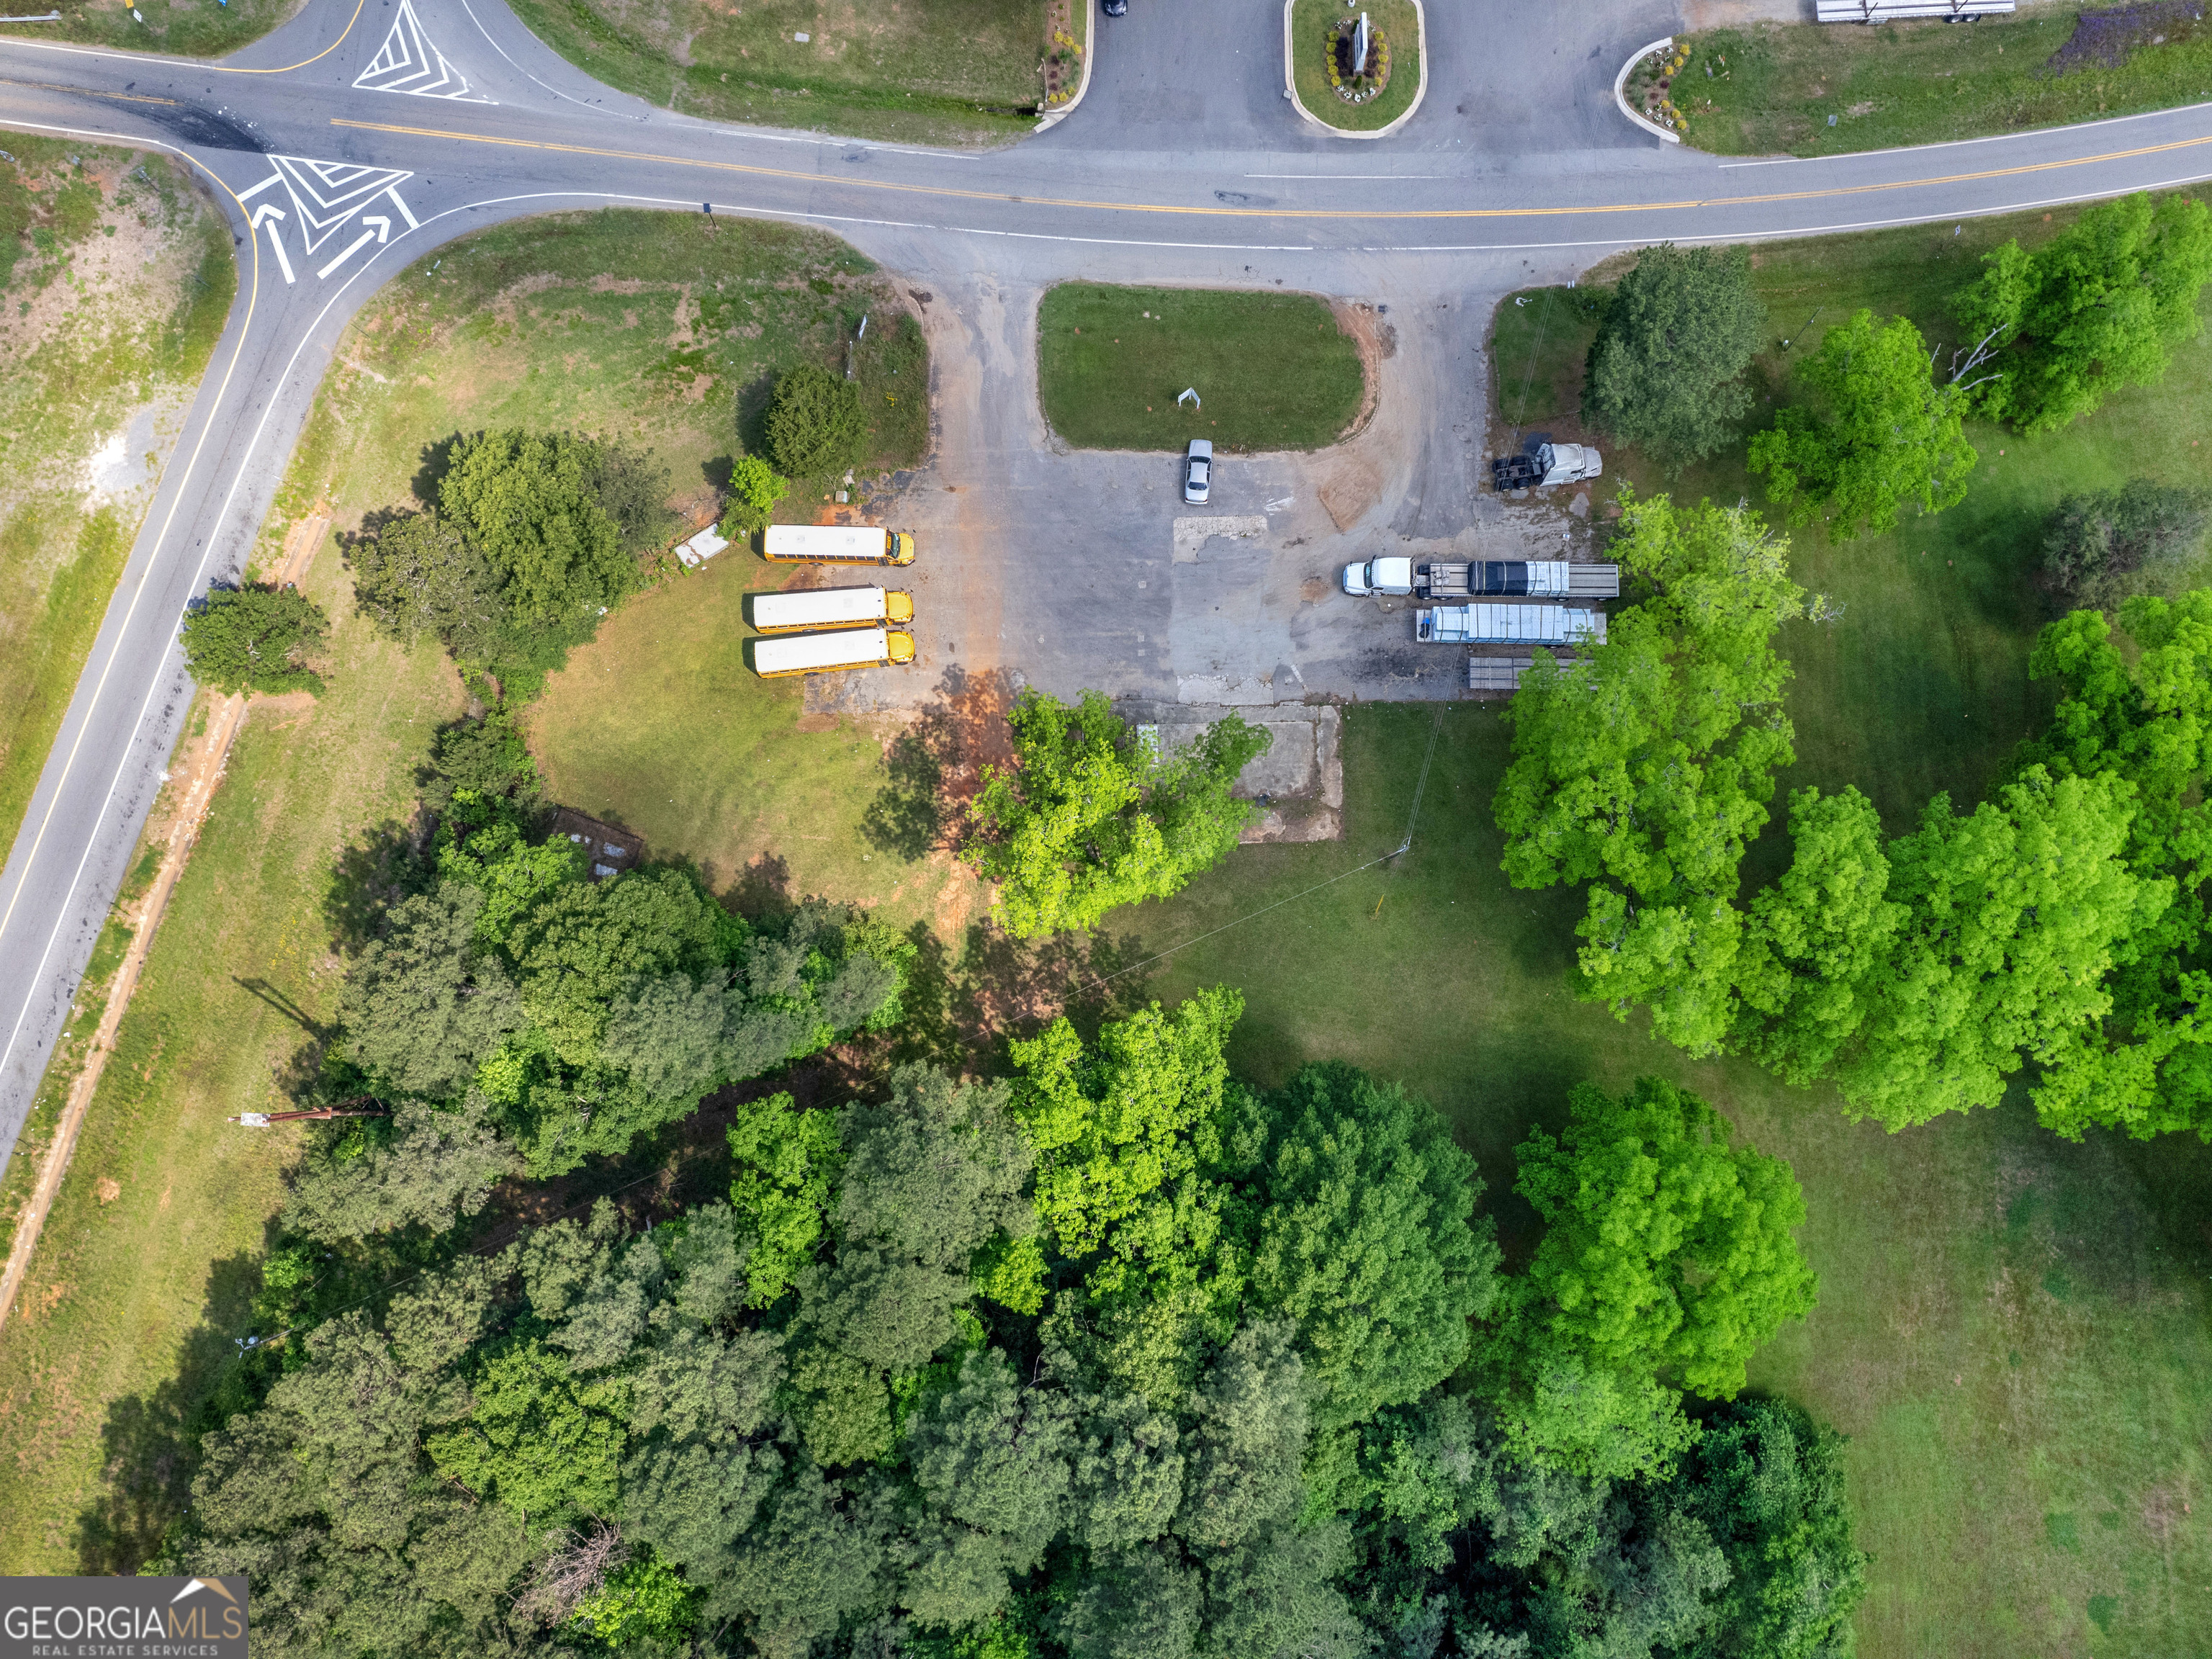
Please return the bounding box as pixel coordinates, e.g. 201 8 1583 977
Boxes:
1283 0 1429 142
1614 35 1681 145
1033 0 1096 132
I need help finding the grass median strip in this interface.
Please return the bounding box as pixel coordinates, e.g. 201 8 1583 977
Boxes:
1676 8 2212 158
1038 282 1365 452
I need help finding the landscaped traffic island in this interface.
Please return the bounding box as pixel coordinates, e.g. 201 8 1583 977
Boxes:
1037 282 1365 451
1287 0 1424 136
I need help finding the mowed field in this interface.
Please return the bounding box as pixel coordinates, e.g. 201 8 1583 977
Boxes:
1674 9 2212 158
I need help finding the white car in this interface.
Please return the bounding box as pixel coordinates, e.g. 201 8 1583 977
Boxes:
1182 439 1212 504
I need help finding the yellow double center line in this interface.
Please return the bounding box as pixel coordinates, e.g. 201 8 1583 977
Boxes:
333 115 2212 220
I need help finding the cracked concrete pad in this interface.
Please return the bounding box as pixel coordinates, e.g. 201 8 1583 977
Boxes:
1119 702 1343 842
1173 515 1268 563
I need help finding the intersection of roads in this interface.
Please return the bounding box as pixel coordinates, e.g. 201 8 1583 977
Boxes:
2 0 2211 1172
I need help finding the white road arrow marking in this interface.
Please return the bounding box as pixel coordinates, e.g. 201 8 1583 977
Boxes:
261 217 295 284
248 203 285 230
361 215 391 244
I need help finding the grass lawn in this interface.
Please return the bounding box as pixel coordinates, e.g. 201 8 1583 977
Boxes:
1120 706 2212 1658
523 551 980 942
0 0 295 54
1038 282 1365 452
1289 0 1422 135
508 0 1056 148
0 138 234 868
1673 9 2212 158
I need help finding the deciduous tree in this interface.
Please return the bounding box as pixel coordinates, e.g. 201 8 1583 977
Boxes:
182 584 328 696
2041 479 2212 609
439 428 642 624
1951 190 2212 434
1748 308 1976 539
966 691 1269 939
1497 493 1807 1055
1511 1076 1817 1401
1584 243 1766 471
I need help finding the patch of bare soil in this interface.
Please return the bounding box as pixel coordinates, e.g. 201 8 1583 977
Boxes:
1330 299 1393 444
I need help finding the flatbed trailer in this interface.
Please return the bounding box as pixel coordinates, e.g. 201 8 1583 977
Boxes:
1418 560 1619 600
1467 653 1581 693
1416 604 1606 647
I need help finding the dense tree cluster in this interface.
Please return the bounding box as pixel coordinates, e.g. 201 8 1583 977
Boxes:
1501 496 2200 1132
1497 492 1809 1055
1583 243 1766 472
287 732 911 1240
162 992 1853 1659
2041 479 2212 610
349 428 674 690
964 691 1271 938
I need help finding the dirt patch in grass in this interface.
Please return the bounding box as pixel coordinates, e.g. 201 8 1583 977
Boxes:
1038 282 1367 453
1676 9 2212 157
0 138 235 871
509 0 1052 147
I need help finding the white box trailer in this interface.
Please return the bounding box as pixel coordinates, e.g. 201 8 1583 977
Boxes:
1416 604 1606 647
752 627 916 678
752 585 915 634
763 524 915 565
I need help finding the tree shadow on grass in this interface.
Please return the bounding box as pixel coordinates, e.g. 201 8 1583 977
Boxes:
862 665 1020 862
74 1248 265 1573
324 815 429 955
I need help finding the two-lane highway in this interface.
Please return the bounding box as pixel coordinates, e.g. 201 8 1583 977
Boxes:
0 0 2209 1174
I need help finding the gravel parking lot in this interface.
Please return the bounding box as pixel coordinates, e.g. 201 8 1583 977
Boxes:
806 271 1599 721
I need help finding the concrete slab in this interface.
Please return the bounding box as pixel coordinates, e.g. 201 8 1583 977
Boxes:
1118 701 1344 844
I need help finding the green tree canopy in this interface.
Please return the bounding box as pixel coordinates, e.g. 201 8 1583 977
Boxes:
1496 493 1807 1055
1584 243 1767 471
720 453 791 536
1246 1062 1498 1432
1748 307 1977 539
2041 480 2212 610
439 428 647 625
1836 765 2159 1128
1951 190 2212 434
181 584 328 696
346 508 516 662
1510 1076 1817 1401
1671 1398 1869 1659
765 364 868 480
966 690 1269 939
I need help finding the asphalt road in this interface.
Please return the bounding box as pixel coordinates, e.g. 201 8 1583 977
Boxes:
1 0 2211 1171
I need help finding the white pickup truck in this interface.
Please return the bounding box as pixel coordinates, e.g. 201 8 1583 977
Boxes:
1490 441 1603 492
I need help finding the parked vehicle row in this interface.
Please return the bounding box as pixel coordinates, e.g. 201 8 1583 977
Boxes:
748 523 919 679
